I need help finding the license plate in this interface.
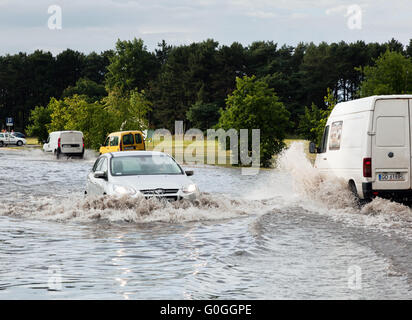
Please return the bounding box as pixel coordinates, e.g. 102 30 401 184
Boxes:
63 144 79 148
124 146 135 150
378 173 405 181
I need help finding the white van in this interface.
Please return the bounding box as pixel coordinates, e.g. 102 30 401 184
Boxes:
309 95 412 202
43 131 84 159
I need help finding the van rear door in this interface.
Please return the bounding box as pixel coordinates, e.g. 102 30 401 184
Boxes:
371 99 410 190
60 131 83 154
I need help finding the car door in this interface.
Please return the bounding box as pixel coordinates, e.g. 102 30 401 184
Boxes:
108 136 119 152
87 157 102 195
4 133 14 145
88 157 109 195
135 133 145 150
99 136 110 154
315 125 330 172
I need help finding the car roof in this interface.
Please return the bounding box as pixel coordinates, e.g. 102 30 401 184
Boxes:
106 151 171 158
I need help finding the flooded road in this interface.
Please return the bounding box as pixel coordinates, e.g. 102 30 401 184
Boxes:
0 144 411 299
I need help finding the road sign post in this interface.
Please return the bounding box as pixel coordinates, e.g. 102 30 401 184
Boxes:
6 117 13 130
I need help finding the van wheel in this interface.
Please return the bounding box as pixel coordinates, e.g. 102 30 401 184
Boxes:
54 149 60 159
349 180 360 201
349 181 366 207
0 141 3 147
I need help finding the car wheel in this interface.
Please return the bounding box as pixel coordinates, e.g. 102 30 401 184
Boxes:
0 141 3 147
16 140 23 146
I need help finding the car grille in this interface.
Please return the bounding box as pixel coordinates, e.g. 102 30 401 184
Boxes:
140 189 179 200
140 189 179 195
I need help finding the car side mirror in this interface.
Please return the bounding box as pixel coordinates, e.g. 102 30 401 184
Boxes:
94 171 107 179
309 142 318 154
185 170 194 176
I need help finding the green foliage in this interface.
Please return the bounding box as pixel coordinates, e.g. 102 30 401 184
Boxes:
62 77 107 102
26 105 52 143
217 75 290 167
2 38 412 144
103 87 152 132
127 89 152 131
298 88 336 144
47 95 116 150
359 50 412 96
186 101 220 132
297 103 323 143
105 38 159 93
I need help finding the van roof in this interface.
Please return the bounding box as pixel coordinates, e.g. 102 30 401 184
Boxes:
109 131 144 135
50 131 83 134
330 95 412 117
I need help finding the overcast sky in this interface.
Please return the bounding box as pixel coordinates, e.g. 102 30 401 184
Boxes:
0 0 410 55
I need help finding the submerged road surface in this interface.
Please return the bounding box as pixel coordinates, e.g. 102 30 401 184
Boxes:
0 144 411 299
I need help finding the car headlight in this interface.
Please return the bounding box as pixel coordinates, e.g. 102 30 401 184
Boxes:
112 185 137 195
182 184 198 193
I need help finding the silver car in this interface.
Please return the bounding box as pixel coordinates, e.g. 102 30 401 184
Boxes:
0 132 26 147
86 151 199 200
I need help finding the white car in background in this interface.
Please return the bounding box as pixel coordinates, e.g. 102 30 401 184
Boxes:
43 131 84 159
0 132 26 147
86 151 199 200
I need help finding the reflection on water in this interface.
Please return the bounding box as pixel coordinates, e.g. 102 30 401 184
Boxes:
0 147 411 299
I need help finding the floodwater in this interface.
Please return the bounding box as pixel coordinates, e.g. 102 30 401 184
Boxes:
0 143 411 299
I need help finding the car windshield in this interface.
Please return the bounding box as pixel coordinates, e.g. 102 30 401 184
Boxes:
110 155 183 176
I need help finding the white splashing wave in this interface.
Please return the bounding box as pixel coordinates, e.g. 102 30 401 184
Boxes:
0 193 263 224
276 142 412 237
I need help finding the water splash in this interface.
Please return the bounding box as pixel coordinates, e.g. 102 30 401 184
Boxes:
277 142 357 209
0 193 261 224
277 142 412 237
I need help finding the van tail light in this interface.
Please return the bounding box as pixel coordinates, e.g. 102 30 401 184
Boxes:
363 158 372 177
58 137 61 149
82 137 84 149
119 141 122 151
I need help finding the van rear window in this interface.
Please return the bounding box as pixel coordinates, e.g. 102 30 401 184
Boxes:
123 134 134 145
135 134 142 144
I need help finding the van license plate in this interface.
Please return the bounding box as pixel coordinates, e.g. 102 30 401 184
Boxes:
124 146 135 150
378 173 405 181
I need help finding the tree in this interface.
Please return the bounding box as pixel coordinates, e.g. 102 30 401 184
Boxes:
105 38 160 93
127 89 152 131
26 105 52 142
103 87 151 131
62 77 106 102
217 75 290 167
298 88 337 144
47 95 116 149
186 101 220 132
54 49 86 94
359 50 412 97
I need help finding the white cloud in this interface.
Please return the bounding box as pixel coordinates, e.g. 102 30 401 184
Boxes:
325 5 347 15
0 0 410 55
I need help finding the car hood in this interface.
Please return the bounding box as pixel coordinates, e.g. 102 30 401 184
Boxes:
109 174 193 191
